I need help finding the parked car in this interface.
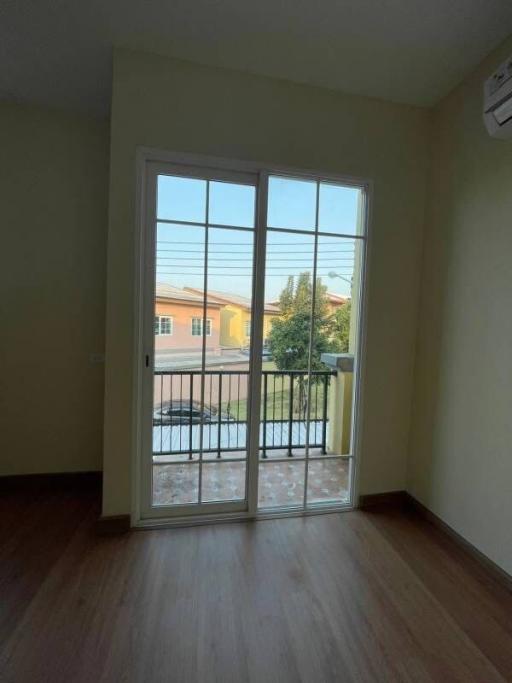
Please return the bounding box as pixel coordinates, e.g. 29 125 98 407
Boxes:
153 400 232 425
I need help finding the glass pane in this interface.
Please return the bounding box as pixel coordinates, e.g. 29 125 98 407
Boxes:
153 222 206 499
201 372 250 460
260 231 315 463
153 464 199 505
267 176 317 231
154 223 206 370
318 183 362 236
200 227 254 460
209 181 256 228
153 372 203 462
153 371 201 463
258 461 305 508
205 226 255 351
201 462 246 502
306 459 350 504
157 175 206 223
315 235 358 456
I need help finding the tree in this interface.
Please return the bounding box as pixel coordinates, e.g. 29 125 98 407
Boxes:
268 273 339 414
331 299 351 353
278 275 295 316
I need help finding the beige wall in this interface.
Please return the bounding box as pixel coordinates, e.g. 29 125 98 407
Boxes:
0 101 109 475
408 36 512 574
103 48 430 516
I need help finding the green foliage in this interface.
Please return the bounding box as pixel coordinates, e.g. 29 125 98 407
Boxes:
331 299 351 353
278 276 295 316
268 273 352 413
269 272 337 373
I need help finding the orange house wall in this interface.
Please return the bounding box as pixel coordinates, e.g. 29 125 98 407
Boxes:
154 300 221 352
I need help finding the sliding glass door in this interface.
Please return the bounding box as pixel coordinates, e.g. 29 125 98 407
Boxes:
258 176 364 511
142 163 259 517
140 158 367 521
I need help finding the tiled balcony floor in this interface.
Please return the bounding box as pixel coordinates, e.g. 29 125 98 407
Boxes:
152 458 350 508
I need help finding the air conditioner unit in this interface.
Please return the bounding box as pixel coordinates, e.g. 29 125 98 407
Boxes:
483 56 512 139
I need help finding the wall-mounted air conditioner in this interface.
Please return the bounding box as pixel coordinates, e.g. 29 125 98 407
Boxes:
483 56 512 139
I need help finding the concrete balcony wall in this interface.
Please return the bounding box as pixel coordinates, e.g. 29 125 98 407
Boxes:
322 354 354 456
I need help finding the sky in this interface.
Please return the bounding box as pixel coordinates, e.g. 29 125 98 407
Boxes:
156 175 362 301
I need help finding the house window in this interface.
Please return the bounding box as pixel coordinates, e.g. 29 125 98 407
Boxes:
154 316 173 335
191 317 212 336
244 320 251 337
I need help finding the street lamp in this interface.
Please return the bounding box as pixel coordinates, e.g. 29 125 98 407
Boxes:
327 271 352 286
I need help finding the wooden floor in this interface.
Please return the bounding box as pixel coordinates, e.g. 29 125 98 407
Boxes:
2 482 512 682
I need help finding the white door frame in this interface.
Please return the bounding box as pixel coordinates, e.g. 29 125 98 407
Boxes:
132 147 373 528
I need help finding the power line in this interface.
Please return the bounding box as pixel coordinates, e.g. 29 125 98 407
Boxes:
157 240 356 247
157 245 355 249
156 272 352 278
156 256 355 262
156 268 354 278
156 262 354 269
156 248 355 254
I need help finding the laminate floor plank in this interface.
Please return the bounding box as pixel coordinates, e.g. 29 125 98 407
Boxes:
1 486 511 682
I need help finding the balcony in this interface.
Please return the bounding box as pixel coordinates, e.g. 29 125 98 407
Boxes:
153 362 353 507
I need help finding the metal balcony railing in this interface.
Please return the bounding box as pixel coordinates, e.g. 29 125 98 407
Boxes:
153 369 336 459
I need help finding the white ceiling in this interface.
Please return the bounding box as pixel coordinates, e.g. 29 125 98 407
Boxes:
2 0 512 117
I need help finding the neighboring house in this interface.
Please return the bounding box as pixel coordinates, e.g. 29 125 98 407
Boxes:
155 283 347 355
154 283 223 353
184 288 280 349
325 292 350 314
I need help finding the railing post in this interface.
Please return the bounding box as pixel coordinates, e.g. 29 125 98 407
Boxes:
321 374 329 455
160 373 164 455
169 372 173 454
262 373 268 458
217 372 222 458
179 374 183 452
227 374 231 450
236 372 241 451
189 373 193 460
287 373 294 457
